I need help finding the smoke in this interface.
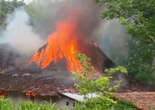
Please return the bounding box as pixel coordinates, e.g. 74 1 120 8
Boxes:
28 0 133 66
28 0 101 42
0 0 133 84
96 19 133 66
0 8 43 55
0 0 101 84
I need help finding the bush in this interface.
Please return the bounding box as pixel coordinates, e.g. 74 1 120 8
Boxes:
0 97 138 110
114 100 138 110
0 97 14 110
0 97 59 110
18 101 59 110
72 52 134 110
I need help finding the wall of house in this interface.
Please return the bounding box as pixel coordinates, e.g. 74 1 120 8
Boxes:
1 91 75 110
55 96 75 110
8 92 30 105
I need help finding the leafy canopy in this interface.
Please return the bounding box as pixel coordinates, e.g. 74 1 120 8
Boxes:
96 0 155 85
0 0 25 28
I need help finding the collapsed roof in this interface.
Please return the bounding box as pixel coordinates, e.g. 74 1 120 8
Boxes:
0 43 114 96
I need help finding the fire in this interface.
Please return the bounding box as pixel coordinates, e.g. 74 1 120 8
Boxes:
29 12 84 72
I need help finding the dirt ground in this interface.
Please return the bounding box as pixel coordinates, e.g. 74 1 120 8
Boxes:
115 92 155 110
115 77 155 110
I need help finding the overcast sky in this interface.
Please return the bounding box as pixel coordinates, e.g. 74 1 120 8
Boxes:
5 0 33 4
17 0 63 4
20 0 33 4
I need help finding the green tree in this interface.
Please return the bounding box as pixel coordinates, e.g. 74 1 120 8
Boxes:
96 0 155 85
0 0 25 28
73 52 129 110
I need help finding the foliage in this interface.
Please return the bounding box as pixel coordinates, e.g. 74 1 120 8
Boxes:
75 100 138 110
73 52 127 95
96 0 155 85
0 0 25 28
113 100 138 110
0 97 14 110
0 97 138 110
0 97 60 110
73 52 129 110
18 101 59 110
104 66 128 76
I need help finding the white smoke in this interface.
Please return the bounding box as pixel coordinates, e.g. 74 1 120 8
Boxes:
0 0 132 85
96 19 132 65
28 0 133 66
1 8 43 55
0 0 133 66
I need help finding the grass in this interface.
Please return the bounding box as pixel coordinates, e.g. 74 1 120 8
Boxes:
74 100 138 110
114 100 138 110
18 101 60 110
0 97 138 110
0 97 60 110
0 97 14 110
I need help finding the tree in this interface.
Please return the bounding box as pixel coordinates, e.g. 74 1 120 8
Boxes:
0 0 25 28
73 52 130 110
96 0 155 85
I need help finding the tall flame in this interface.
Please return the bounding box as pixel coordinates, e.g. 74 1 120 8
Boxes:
29 12 84 72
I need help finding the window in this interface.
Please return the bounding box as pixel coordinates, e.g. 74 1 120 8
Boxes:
66 101 69 106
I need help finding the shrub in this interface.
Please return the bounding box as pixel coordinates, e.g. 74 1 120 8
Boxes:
0 97 60 110
0 97 14 110
114 100 138 110
18 101 59 110
72 52 131 110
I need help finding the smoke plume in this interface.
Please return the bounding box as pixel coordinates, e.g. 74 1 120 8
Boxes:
0 0 133 84
0 8 43 55
0 0 101 84
28 0 101 42
96 19 133 66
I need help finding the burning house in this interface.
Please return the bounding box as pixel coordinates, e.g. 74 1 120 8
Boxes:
0 0 130 109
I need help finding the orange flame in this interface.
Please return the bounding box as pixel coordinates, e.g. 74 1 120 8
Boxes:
29 12 84 72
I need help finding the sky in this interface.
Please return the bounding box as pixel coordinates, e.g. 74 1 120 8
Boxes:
6 0 64 4
18 0 64 4
24 0 33 4
20 0 33 4
5 0 33 4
